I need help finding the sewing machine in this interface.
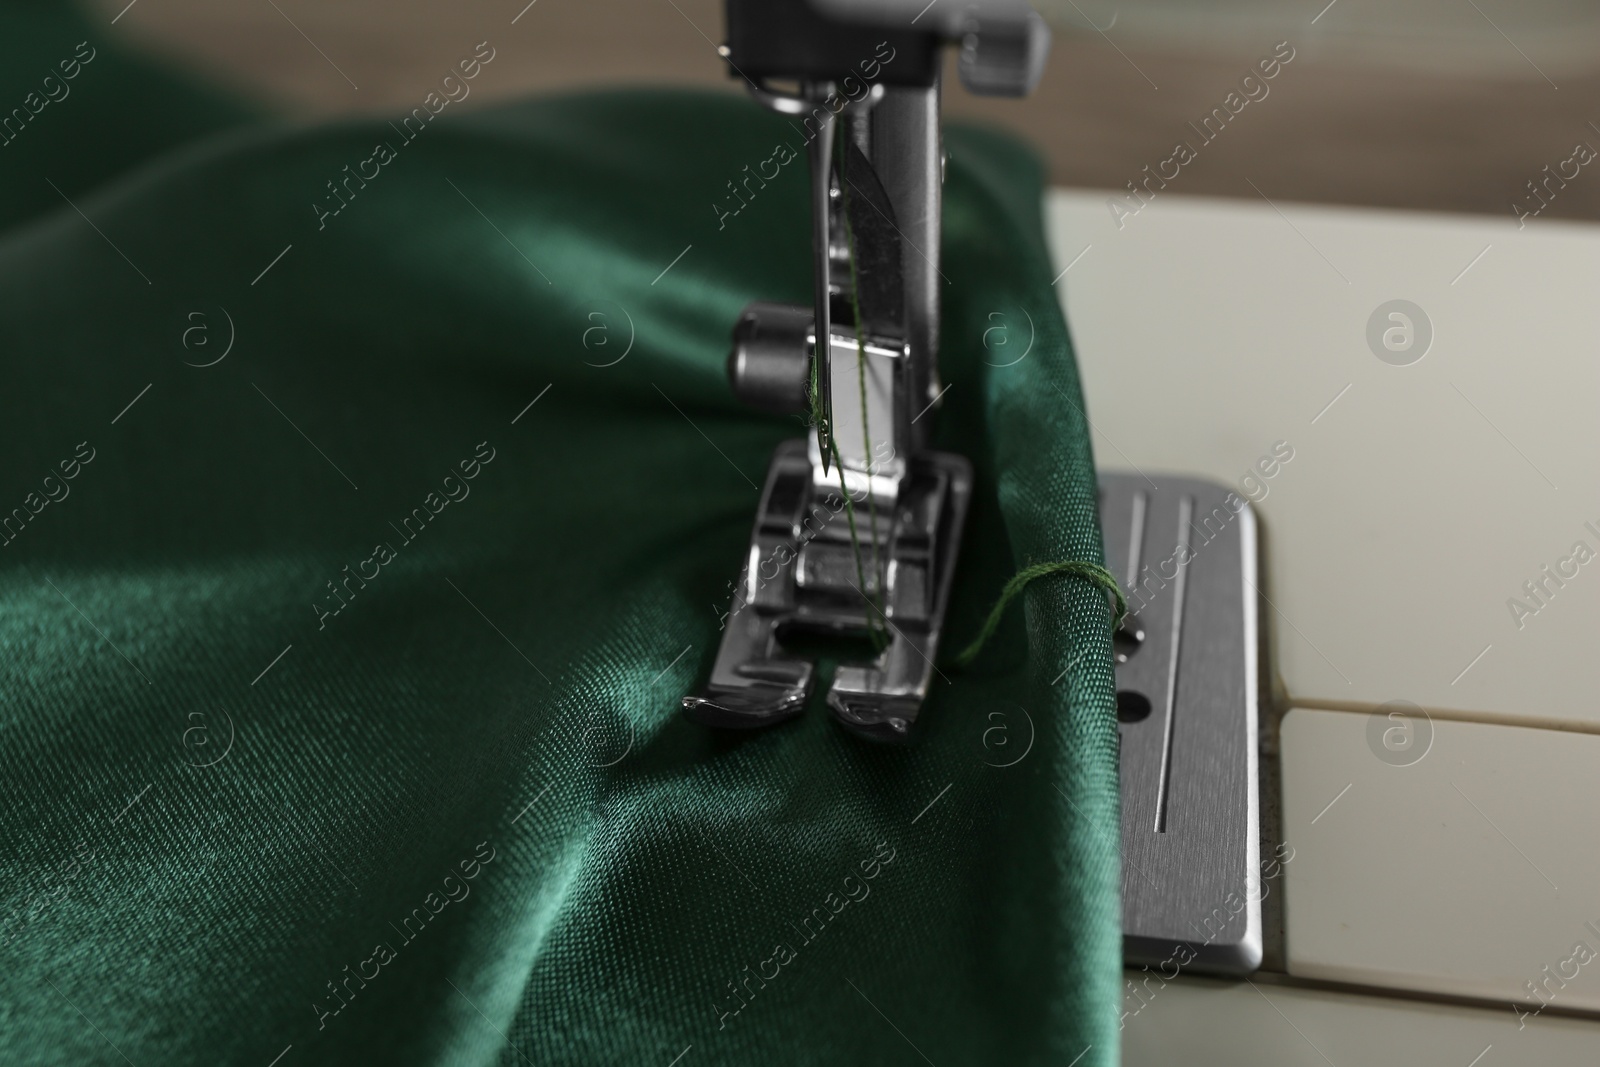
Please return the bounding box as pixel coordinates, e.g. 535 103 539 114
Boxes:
681 0 1050 743
681 1 1600 1061
684 0 1266 1008
1050 180 1600 1062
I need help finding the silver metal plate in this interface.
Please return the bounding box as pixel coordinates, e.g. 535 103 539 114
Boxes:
1099 473 1262 975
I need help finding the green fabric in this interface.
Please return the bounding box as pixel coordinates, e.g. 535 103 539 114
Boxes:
0 0 259 233
0 10 1121 1066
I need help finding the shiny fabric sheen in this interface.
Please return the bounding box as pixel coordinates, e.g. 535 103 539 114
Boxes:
0 13 1121 1066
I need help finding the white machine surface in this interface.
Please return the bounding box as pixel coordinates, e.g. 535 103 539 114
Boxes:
1045 188 1600 1061
1118 975 1598 1065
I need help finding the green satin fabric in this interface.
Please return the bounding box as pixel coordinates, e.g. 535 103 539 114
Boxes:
0 9 1121 1066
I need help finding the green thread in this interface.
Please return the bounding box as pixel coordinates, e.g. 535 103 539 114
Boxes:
950 560 1127 669
837 159 888 642
804 295 872 627
811 133 1122 673
808 135 1121 673
803 242 868 617
799 124 886 651
828 434 885 647
799 132 883 649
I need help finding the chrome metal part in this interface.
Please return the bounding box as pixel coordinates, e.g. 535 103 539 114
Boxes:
683 440 971 742
727 302 814 416
1099 473 1263 975
687 1 1048 740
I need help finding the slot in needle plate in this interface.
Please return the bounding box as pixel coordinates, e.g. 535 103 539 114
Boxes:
1099 473 1261 974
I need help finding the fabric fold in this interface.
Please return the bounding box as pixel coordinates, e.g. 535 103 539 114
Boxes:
0 21 1120 1062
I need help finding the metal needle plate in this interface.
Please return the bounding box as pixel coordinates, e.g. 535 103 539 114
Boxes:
1099 473 1262 975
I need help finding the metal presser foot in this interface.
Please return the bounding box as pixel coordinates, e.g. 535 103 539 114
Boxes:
683 0 1049 742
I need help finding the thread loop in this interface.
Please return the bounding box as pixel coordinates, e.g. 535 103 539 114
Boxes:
950 560 1127 669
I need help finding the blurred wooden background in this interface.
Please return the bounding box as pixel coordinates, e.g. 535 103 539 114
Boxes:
89 0 1600 223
